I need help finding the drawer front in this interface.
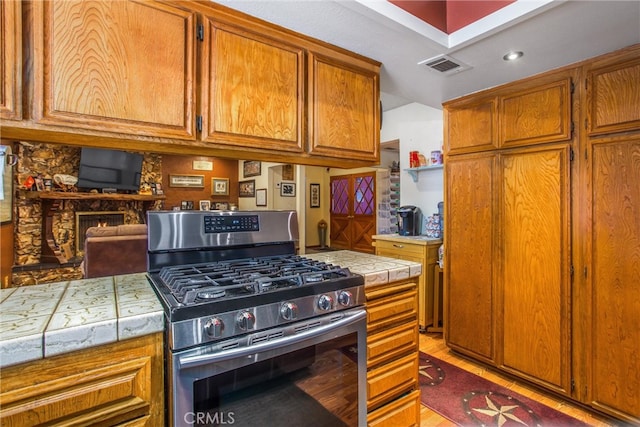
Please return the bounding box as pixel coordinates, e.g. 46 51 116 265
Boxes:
368 322 418 368
367 288 418 332
375 240 425 258
367 353 418 410
367 389 420 427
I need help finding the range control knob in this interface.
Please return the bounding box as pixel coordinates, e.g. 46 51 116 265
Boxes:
204 317 224 338
338 290 353 307
317 294 334 311
236 311 255 331
280 302 298 321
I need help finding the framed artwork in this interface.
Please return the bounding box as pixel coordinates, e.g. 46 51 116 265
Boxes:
199 200 211 211
280 182 295 197
256 188 267 206
310 183 320 208
212 178 229 196
243 160 262 178
239 180 255 197
282 164 294 181
181 201 194 210
192 160 213 171
170 174 205 188
215 202 229 210
34 177 45 192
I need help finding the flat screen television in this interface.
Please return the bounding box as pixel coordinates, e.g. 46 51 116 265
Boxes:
76 147 143 193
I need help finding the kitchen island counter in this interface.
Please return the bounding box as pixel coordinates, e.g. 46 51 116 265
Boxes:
304 250 422 285
0 273 163 368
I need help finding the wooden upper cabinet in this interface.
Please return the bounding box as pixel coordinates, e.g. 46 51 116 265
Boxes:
0 0 21 120
586 55 640 136
308 52 380 162
500 77 572 147
444 97 497 154
200 17 304 152
33 0 196 139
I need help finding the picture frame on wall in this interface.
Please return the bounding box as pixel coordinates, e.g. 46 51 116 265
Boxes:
282 164 294 181
199 200 211 211
256 188 267 207
212 178 229 196
310 183 320 208
280 182 295 197
243 161 261 178
170 174 205 188
239 180 255 197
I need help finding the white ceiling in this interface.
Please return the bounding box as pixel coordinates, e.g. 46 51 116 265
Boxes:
215 0 640 111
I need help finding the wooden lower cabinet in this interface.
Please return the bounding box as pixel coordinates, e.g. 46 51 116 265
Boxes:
373 238 441 331
367 390 421 427
365 279 420 426
0 333 164 426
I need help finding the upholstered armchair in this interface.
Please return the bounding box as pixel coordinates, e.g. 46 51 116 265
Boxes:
82 224 148 278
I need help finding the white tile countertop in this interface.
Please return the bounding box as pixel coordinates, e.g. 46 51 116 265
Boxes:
0 273 163 368
0 251 418 369
304 250 422 286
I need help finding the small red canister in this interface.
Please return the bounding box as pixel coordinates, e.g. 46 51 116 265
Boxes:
409 151 419 168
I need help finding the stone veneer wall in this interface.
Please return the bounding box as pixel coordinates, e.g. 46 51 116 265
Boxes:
12 142 162 286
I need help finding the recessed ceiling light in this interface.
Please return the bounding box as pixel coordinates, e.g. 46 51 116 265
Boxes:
503 51 524 61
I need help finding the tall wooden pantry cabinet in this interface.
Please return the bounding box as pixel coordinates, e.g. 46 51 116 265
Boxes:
443 44 640 424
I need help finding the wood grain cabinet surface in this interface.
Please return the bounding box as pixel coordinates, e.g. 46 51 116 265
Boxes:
373 238 441 331
308 51 380 162
444 153 495 363
0 0 21 120
0 333 164 427
443 44 640 424
365 279 420 425
200 14 304 152
4 0 380 168
444 97 497 154
32 0 196 139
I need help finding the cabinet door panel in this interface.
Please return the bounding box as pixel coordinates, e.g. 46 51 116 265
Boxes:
445 98 497 154
501 146 571 392
590 139 640 418
35 1 195 139
587 58 640 135
445 154 495 361
500 78 572 147
309 53 379 162
0 0 21 120
202 19 304 151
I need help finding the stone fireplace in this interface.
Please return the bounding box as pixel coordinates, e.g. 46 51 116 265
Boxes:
11 142 162 286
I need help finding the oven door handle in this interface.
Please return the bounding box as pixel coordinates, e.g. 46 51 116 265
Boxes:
178 309 366 370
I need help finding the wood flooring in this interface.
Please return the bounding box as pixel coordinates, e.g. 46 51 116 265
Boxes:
418 332 621 426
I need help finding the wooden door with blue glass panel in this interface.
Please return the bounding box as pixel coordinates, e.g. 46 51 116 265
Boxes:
330 172 376 253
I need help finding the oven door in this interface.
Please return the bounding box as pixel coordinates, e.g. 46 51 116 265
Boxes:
169 308 367 427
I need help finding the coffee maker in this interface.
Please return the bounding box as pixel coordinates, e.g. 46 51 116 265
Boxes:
397 206 422 236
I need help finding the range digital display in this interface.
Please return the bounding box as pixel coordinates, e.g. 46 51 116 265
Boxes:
204 215 260 233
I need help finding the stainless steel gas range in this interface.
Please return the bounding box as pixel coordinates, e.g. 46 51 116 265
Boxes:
146 210 366 427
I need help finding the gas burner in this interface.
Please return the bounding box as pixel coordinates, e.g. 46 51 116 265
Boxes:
153 255 356 307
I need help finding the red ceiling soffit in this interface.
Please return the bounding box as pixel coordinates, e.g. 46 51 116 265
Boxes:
389 0 516 34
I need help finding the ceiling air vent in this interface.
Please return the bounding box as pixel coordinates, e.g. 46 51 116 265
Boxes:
418 55 471 75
